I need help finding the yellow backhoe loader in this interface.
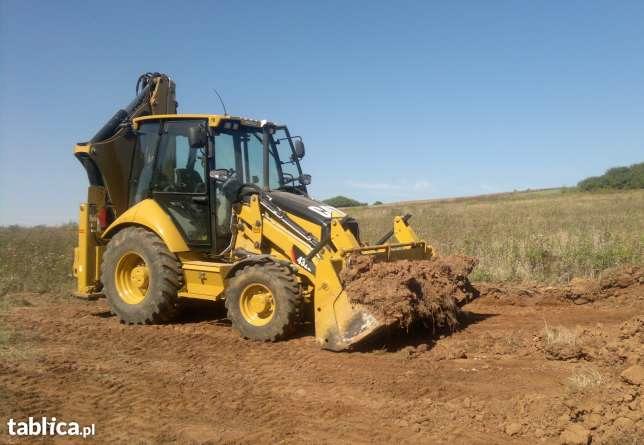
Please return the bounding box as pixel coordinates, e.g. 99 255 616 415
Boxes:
73 72 436 350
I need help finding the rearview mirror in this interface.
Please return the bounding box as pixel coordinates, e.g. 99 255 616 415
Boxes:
188 125 208 149
293 140 305 159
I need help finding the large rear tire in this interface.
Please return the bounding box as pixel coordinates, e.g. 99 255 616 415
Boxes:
101 227 182 324
225 262 301 341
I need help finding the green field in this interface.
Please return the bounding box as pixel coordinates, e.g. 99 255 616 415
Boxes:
0 189 642 295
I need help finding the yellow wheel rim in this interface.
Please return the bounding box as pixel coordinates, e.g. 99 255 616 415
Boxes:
114 252 149 305
239 283 275 326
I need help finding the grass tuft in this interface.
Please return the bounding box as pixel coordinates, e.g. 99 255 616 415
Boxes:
543 323 578 348
566 366 605 392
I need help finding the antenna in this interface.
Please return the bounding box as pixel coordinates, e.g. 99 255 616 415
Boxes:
213 89 228 116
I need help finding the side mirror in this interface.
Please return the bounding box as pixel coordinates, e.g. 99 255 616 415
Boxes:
300 174 312 185
188 125 208 149
209 168 231 183
293 140 305 159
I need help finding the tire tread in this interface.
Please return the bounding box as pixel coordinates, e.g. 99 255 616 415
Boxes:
224 261 301 342
101 227 182 324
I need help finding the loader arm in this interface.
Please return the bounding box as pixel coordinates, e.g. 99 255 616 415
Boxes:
233 191 434 350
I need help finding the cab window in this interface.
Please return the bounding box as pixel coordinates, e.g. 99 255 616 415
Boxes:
152 120 207 194
129 121 160 205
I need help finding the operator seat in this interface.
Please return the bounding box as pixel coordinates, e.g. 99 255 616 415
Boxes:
175 168 205 193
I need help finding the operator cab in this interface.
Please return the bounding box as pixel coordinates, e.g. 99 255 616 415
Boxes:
129 114 310 254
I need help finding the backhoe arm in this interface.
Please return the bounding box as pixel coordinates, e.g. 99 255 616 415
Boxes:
73 73 177 297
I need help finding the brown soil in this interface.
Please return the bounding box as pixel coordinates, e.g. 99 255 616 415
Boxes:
0 268 642 444
477 265 643 307
340 255 479 329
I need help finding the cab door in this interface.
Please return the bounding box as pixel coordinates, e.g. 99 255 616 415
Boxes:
149 119 211 248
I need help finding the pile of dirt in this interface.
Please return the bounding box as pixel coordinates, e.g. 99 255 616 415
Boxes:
477 265 643 307
524 316 644 443
540 316 643 366
566 265 643 305
557 372 643 443
339 255 479 330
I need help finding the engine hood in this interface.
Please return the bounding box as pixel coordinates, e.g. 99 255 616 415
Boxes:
266 191 344 227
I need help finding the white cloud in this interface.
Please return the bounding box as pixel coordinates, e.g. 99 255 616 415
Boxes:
412 180 431 190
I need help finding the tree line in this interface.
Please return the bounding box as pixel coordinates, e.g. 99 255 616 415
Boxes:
578 162 644 191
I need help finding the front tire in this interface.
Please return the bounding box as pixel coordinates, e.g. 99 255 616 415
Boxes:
101 227 182 324
225 262 301 341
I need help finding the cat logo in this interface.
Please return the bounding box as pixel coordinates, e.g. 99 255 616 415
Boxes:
307 205 346 219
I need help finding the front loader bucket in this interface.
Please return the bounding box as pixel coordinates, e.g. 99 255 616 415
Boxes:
312 241 478 351
312 242 431 351
316 290 392 351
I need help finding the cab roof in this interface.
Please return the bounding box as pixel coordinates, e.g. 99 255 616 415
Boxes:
133 114 274 128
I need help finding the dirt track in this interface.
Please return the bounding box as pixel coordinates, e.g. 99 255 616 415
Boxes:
0 272 642 444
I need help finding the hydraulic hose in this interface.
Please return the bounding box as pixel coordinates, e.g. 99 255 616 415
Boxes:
89 73 159 143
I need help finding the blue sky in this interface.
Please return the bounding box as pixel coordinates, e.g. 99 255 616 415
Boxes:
1 0 643 225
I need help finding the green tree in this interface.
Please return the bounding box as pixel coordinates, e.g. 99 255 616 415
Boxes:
578 162 644 191
322 196 366 207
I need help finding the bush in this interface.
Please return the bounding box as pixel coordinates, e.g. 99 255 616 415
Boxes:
322 196 366 208
578 162 644 191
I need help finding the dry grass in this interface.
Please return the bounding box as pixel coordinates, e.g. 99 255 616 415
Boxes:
346 189 644 283
541 323 585 361
0 224 77 295
566 366 605 392
0 189 642 295
543 324 578 348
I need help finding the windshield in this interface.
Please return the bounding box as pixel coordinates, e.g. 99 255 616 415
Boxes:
213 125 304 191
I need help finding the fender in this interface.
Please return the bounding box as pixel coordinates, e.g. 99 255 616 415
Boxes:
102 199 190 252
226 253 294 280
